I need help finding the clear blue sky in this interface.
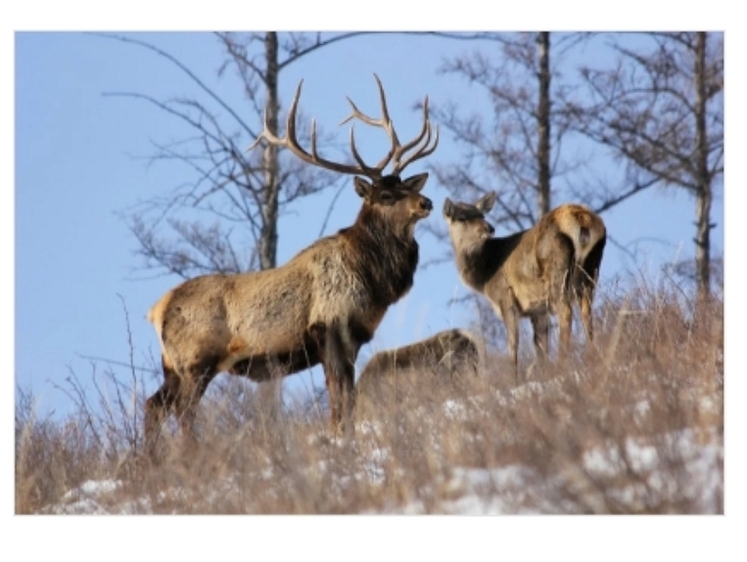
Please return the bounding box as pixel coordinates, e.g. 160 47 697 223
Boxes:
12 25 732 422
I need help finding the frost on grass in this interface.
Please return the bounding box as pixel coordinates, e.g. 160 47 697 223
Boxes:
37 424 721 515
43 480 121 515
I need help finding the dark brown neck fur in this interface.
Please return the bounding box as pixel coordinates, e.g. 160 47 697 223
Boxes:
342 204 419 305
455 231 525 291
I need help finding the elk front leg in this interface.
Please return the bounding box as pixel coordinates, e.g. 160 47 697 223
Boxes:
498 299 521 385
311 324 341 431
322 321 357 436
531 312 550 368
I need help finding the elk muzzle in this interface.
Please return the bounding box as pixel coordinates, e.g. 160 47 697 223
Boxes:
414 196 433 219
407 193 433 221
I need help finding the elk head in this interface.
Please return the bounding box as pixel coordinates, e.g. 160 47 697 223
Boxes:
443 191 497 249
354 173 432 236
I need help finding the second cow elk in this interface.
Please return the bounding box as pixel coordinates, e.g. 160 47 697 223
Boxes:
443 192 606 382
356 329 480 401
144 75 438 456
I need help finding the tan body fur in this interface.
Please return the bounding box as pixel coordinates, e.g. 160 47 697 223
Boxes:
443 192 606 382
145 173 432 455
356 329 480 400
149 233 388 380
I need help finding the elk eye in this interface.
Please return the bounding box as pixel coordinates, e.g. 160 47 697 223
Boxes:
380 192 395 204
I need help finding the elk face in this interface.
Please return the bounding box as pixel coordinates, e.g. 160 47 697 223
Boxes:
443 191 496 249
355 173 433 230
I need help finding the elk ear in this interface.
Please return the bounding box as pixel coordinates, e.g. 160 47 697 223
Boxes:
475 191 496 213
443 198 455 218
402 172 429 193
354 177 373 200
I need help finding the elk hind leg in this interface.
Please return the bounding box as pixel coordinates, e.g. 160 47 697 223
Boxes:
579 287 599 363
579 237 604 356
144 357 181 459
580 289 594 342
549 233 576 361
557 297 573 361
172 358 219 451
531 313 550 372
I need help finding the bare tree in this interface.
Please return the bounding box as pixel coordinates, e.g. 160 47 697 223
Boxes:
431 32 593 232
570 32 724 296
101 31 370 277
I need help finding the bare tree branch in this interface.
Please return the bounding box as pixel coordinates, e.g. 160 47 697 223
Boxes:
100 32 351 278
569 32 723 295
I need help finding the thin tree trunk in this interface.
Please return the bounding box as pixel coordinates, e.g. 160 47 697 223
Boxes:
258 33 283 414
536 31 552 218
260 32 280 270
694 31 712 297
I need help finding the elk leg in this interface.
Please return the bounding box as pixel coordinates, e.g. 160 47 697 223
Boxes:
325 341 343 433
322 321 358 436
173 359 218 450
310 324 340 430
580 289 594 342
579 287 599 363
144 357 181 459
557 297 573 361
499 299 521 385
531 313 550 368
579 238 604 346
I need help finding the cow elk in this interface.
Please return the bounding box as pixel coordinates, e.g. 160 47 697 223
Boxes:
144 75 438 457
443 192 606 383
356 329 480 401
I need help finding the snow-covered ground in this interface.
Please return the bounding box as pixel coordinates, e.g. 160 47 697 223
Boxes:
40 423 721 515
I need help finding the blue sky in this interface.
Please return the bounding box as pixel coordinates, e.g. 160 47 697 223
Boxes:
14 30 728 418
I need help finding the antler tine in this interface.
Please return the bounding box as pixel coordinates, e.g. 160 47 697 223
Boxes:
245 79 305 152
390 96 440 176
391 124 440 175
370 73 400 172
338 74 395 134
392 96 431 160
345 125 379 178
246 79 379 177
338 73 401 175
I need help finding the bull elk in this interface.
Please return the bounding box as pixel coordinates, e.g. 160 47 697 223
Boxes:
356 329 480 400
144 75 438 456
443 192 606 383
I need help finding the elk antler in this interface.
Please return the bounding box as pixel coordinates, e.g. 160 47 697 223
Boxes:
340 74 439 176
247 74 439 180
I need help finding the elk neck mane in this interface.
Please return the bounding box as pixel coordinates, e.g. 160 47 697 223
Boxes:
340 202 420 304
455 232 524 291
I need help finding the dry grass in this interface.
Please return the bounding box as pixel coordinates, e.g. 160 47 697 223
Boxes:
15 276 723 514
